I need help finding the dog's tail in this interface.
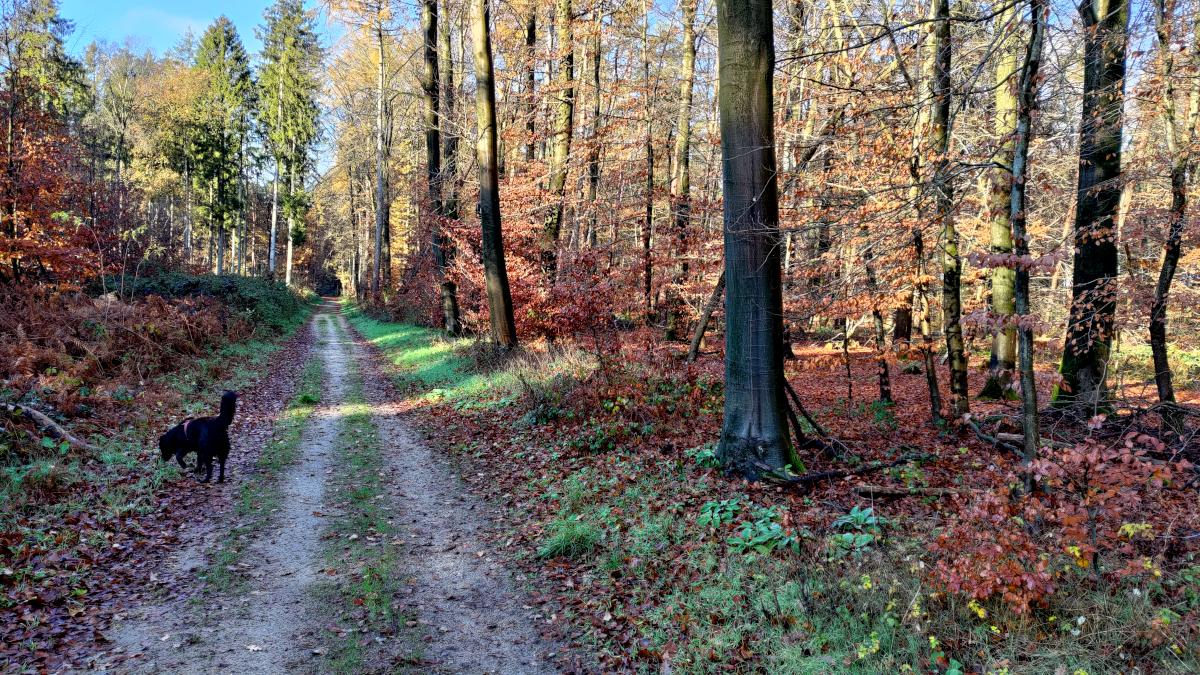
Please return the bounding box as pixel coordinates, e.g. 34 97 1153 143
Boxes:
218 391 237 427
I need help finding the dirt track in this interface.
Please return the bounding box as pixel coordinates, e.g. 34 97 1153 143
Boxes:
94 302 560 675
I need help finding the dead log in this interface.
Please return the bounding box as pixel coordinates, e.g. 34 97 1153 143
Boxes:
757 453 937 488
6 404 98 452
851 485 967 498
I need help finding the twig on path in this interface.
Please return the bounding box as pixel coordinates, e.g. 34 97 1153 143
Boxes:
6 403 98 451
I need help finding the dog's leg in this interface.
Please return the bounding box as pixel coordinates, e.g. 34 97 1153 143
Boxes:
175 450 188 470
218 458 226 483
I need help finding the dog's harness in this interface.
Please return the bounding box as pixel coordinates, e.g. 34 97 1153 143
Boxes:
183 419 192 436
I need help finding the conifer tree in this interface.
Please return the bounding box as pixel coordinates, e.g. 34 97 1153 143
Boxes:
258 0 321 284
194 16 253 275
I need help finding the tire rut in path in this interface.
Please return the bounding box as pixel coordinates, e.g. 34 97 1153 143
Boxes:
107 305 348 674
344 312 562 675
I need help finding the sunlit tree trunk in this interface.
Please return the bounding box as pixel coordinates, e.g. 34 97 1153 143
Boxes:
584 10 602 248
930 0 968 415
542 0 574 277
980 5 1019 400
471 0 517 348
440 3 462 334
905 15 943 424
1149 0 1200 415
1054 0 1129 409
524 10 536 165
666 0 697 340
641 0 654 324
373 19 387 295
714 0 805 477
285 162 295 286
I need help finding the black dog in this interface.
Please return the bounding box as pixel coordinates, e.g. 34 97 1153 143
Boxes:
159 391 237 483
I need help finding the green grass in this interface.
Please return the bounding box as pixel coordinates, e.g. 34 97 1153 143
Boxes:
203 356 324 592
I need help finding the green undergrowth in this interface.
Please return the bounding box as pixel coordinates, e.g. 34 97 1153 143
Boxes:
351 311 1198 675
311 317 421 674
101 269 319 333
342 302 594 408
202 353 324 593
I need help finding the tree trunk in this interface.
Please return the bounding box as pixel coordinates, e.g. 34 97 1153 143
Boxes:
980 5 1019 400
440 3 462 334
930 0 968 415
666 0 697 340
471 0 518 348
184 156 193 263
908 1 942 425
373 21 387 296
584 10 602 249
542 0 574 277
892 291 913 345
1149 0 1200 412
423 0 460 334
714 0 805 478
687 269 725 362
524 10 537 165
642 0 654 325
1054 0 1129 409
285 164 295 286
1012 0 1047 464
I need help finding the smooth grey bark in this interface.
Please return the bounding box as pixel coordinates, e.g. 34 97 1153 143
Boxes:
714 0 805 477
1054 0 1128 409
471 0 517 348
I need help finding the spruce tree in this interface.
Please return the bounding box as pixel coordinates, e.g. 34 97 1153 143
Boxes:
195 16 254 275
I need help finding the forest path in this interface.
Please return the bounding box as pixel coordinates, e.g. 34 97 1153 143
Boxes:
97 301 559 675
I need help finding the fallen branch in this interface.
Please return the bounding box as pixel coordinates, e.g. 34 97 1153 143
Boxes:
994 432 1072 449
6 404 98 452
783 378 855 460
760 453 937 487
966 419 1022 458
851 485 968 498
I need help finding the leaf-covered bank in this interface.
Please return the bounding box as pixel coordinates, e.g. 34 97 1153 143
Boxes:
348 310 1200 675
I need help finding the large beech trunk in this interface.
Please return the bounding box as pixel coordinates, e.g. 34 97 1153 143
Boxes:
1054 0 1128 409
714 0 806 477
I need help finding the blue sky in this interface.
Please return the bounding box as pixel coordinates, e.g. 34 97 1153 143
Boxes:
60 0 275 57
